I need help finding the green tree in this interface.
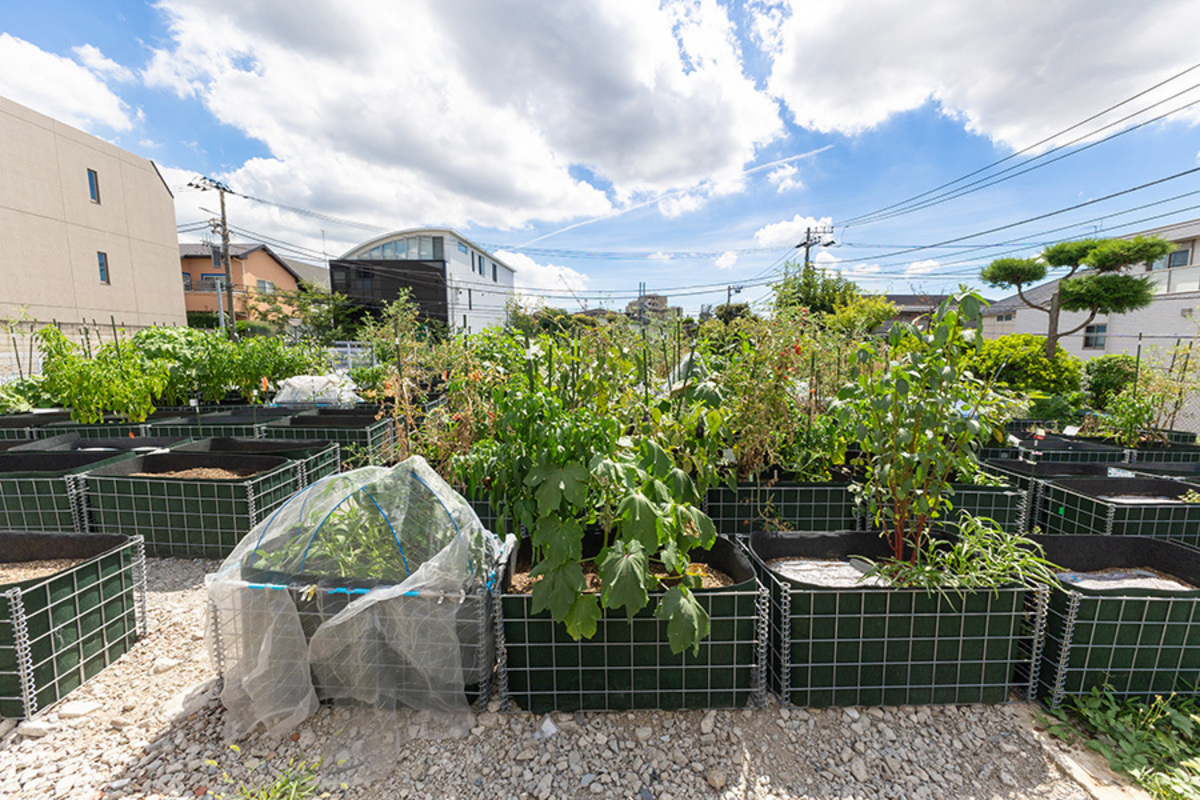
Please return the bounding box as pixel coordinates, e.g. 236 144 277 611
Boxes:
772 262 858 315
714 302 752 324
981 236 1173 358
825 294 897 337
250 282 363 345
967 334 1082 394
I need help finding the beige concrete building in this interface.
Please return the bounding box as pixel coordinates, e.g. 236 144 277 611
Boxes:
0 95 185 331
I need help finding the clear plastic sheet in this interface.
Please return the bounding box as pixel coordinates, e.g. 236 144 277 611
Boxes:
206 456 501 782
272 374 362 407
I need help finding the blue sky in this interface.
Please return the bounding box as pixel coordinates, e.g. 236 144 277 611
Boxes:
3 0 1200 317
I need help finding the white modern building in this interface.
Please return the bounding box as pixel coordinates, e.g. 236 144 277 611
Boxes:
981 219 1200 359
331 228 515 334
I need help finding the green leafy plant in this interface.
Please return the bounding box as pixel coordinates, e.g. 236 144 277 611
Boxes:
858 514 1062 592
207 745 326 800
967 333 1082 395
833 289 1017 562
1042 688 1200 800
35 326 170 423
1180 489 1200 504
1085 354 1138 411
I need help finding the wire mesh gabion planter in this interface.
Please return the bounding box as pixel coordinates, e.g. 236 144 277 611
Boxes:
749 531 1045 708
175 438 341 487
0 412 74 442
703 482 860 538
1037 477 1200 547
495 536 768 713
1031 535 1200 708
0 532 145 718
81 453 303 558
149 408 299 440
0 452 133 533
263 411 395 467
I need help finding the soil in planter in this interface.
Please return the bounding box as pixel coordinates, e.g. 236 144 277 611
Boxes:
129 466 264 480
508 555 734 593
765 557 888 588
0 558 83 585
1059 567 1196 592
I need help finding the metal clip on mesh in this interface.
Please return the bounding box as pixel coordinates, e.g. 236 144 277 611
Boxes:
1049 590 1082 709
753 584 770 706
1025 584 1051 701
133 534 149 637
5 588 37 718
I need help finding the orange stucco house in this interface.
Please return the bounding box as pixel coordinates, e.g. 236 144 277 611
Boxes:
180 243 315 321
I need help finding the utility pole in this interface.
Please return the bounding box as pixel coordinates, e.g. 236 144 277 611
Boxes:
190 176 236 338
799 224 835 271
726 284 743 306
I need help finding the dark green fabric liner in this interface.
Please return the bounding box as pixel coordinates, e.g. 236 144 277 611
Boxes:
0 452 135 532
750 530 1028 707
0 412 73 441
1016 436 1127 464
1040 477 1200 545
149 408 298 439
1128 462 1200 479
0 532 137 718
501 536 759 712
1032 535 1200 700
263 414 393 465
176 437 341 486
9 434 191 452
35 413 191 440
704 483 858 536
984 460 1111 533
1127 443 1200 464
84 452 301 558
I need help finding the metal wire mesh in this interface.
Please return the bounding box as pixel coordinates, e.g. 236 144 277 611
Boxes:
1127 445 1200 464
0 474 83 532
749 547 1041 707
0 535 142 718
1038 478 1200 546
263 417 395 467
1039 588 1200 708
495 538 766 713
703 483 860 537
946 484 1028 533
83 458 304 558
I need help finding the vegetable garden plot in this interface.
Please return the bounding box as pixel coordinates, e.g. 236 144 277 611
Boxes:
149 408 298 440
983 460 1112 533
82 453 303 558
1038 477 1200 546
703 483 860 538
263 411 395 466
0 532 144 718
0 412 73 442
496 537 767 713
1031 535 1200 707
0 452 133 532
750 531 1043 707
175 438 341 487
9 433 190 454
207 459 504 740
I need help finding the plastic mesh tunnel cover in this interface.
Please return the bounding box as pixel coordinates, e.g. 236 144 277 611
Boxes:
207 456 501 746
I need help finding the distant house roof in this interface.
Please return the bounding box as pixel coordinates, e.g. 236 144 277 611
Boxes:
179 242 303 283
341 227 517 274
282 258 329 289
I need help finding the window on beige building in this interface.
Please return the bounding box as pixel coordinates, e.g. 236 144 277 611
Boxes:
87 169 100 203
98 252 109 284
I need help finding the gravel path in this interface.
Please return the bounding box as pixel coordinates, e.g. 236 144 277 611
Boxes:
0 558 1133 800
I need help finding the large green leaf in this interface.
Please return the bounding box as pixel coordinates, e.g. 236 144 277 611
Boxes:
618 491 660 551
531 516 583 569
599 540 649 619
564 593 601 640
529 463 590 516
530 561 585 621
666 467 698 504
639 439 673 480
654 586 710 656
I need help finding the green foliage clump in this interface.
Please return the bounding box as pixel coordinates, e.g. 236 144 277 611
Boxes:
824 294 897 337
772 262 857 315
1043 688 1200 800
186 310 221 329
1085 354 1138 410
35 326 170 423
1027 391 1086 427
967 334 1082 394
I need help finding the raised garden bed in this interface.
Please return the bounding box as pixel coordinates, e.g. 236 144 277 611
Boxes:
1038 477 1200 546
263 410 395 466
9 433 190 454
0 412 73 442
1126 462 1200 482
149 408 298 439
749 530 1039 707
1014 435 1127 464
1126 441 1200 465
496 536 765 712
984 459 1112 533
0 452 133 532
1031 535 1200 707
34 412 190 441
82 453 303 557
0 531 144 718
175 437 340 486
703 482 859 538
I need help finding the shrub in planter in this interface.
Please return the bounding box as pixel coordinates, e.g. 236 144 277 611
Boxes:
1039 477 1200 547
0 451 133 532
0 532 142 717
1031 535 1200 706
750 518 1058 706
83 453 302 557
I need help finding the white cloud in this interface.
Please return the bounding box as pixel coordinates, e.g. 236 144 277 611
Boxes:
905 259 939 276
73 44 136 83
494 250 590 308
143 0 784 230
0 34 135 131
762 0 1200 149
648 252 673 261
715 250 738 269
766 163 802 192
658 193 706 219
753 214 833 248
